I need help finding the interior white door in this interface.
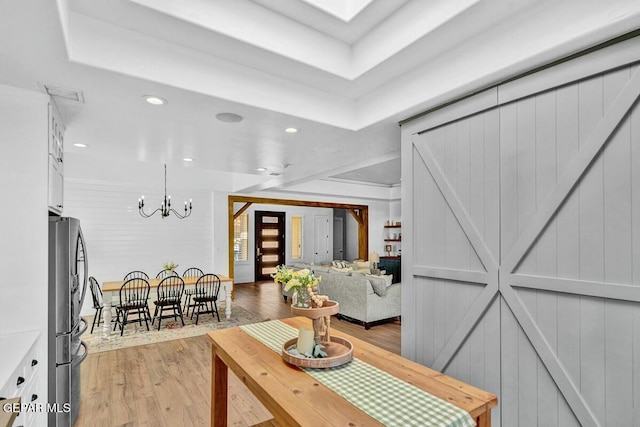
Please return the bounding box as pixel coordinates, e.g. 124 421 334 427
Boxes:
314 215 330 264
333 217 344 260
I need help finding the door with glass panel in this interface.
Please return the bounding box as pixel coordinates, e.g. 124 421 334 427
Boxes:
255 211 285 281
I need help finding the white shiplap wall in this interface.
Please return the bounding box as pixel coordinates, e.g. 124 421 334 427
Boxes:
64 179 213 315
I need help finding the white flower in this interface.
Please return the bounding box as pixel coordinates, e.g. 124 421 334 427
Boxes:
284 278 301 292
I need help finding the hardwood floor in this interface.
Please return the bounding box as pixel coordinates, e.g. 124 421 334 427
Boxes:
232 281 401 354
75 281 400 426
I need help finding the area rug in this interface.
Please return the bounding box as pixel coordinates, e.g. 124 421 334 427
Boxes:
81 302 266 353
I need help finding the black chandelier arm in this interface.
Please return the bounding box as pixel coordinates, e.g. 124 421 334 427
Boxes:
167 206 192 219
138 198 164 218
138 206 164 218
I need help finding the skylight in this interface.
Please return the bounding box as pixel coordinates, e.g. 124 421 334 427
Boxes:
299 0 373 22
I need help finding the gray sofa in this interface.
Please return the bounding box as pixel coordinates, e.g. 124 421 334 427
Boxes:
283 263 401 329
318 270 401 329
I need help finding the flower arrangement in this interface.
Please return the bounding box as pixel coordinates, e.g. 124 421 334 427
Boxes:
162 261 179 272
272 265 321 292
272 265 322 308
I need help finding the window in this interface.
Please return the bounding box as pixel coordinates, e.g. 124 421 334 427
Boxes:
234 214 248 262
291 216 302 259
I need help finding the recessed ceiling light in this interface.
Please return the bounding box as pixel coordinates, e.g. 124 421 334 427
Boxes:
73 143 88 148
183 157 194 162
285 127 298 133
143 95 167 105
256 167 267 172
216 112 243 123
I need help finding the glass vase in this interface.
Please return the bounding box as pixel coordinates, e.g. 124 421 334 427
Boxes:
293 286 311 308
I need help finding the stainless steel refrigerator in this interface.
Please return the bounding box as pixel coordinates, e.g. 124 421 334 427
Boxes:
48 217 89 427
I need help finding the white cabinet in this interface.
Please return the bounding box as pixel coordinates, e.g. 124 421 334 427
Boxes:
0 332 43 427
0 85 49 427
48 102 64 214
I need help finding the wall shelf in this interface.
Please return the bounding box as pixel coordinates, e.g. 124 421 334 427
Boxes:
382 222 401 283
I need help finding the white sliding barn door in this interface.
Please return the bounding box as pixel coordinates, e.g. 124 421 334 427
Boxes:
500 64 640 427
403 41 640 427
409 104 502 425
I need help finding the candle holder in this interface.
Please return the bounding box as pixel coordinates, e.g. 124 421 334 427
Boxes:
282 301 354 368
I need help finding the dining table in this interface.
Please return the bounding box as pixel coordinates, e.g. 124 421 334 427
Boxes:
100 274 233 335
207 316 497 427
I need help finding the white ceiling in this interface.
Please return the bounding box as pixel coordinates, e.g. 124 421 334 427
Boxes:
1 0 639 199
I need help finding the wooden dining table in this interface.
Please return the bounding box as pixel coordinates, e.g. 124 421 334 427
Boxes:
207 316 497 427
101 275 233 335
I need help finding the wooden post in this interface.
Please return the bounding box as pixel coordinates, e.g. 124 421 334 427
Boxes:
348 208 369 261
211 345 228 427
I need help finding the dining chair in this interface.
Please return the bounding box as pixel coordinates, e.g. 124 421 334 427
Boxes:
193 274 221 324
182 267 204 316
156 269 178 279
123 270 149 281
152 276 185 330
114 278 151 336
88 276 104 334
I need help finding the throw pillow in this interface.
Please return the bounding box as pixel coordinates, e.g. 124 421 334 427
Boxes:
365 274 388 297
382 274 393 287
354 261 370 269
331 266 352 275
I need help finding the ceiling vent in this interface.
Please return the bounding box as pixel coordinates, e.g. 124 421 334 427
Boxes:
269 172 284 176
39 83 85 103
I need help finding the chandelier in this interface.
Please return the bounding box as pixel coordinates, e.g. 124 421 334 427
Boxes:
138 164 192 219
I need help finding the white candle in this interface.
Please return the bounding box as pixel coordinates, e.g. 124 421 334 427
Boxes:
296 327 315 355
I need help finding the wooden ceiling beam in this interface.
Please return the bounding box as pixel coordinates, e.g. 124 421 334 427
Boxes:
229 195 368 211
233 202 253 219
347 208 364 225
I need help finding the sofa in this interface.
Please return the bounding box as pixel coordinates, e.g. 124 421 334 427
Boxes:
285 262 401 329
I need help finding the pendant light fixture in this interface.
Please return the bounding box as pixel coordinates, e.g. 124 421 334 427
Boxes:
138 164 192 219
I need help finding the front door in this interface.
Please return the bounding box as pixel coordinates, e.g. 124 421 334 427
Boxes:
255 211 285 281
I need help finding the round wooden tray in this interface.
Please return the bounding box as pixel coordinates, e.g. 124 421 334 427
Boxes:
290 300 339 318
282 336 353 368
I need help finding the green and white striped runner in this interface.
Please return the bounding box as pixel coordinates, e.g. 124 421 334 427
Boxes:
241 320 476 427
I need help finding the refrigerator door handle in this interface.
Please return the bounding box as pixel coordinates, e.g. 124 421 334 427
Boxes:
77 226 88 309
74 317 88 338
72 342 88 367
